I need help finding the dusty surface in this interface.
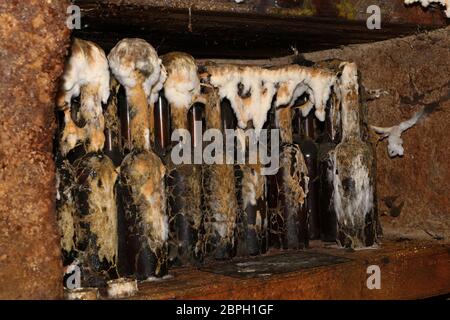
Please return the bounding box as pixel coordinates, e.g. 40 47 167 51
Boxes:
305 26 450 241
129 239 450 300
0 0 71 299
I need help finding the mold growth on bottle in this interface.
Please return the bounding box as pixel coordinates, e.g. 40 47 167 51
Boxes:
166 163 204 265
274 143 309 249
118 150 169 278
103 77 123 166
55 159 77 259
162 52 201 130
77 155 118 263
75 154 119 285
202 88 239 260
56 38 110 156
108 38 167 150
206 64 336 133
237 163 268 256
332 62 378 249
162 52 205 265
275 105 294 144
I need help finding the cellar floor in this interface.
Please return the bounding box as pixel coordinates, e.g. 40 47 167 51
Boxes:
123 239 450 300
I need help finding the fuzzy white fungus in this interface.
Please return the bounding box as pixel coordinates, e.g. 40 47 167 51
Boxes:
108 38 167 104
163 52 201 110
57 38 110 155
207 65 336 134
371 108 427 158
59 38 110 106
107 278 138 299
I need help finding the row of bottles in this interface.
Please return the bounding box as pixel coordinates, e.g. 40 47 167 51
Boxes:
56 38 379 290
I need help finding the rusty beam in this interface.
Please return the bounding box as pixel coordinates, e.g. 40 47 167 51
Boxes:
74 0 448 58
0 0 71 299
127 240 450 300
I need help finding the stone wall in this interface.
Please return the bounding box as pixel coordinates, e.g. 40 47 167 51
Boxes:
305 27 450 241
0 0 71 299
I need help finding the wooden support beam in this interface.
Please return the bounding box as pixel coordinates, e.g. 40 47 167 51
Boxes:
74 0 448 58
126 240 450 300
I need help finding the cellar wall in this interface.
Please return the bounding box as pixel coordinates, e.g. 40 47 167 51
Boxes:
305 26 450 240
0 0 71 299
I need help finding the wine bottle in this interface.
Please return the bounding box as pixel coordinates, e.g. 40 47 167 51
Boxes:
272 105 309 249
316 92 340 242
55 154 78 271
232 98 269 257
109 38 169 279
56 38 118 288
333 62 378 248
238 163 269 256
167 102 204 266
74 154 119 287
203 94 239 260
160 52 205 266
293 110 320 240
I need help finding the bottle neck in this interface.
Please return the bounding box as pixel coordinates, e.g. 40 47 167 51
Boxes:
188 103 204 149
276 107 293 144
118 85 131 153
302 114 315 140
293 109 315 140
220 98 236 131
341 105 361 141
323 94 338 143
339 62 362 142
340 88 361 142
154 91 170 155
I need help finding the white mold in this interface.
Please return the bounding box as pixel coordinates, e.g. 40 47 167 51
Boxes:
108 38 166 102
371 108 427 158
163 52 201 109
207 65 336 134
107 278 138 299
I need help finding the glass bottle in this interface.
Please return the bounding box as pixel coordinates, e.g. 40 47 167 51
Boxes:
116 86 168 280
167 102 204 266
203 96 238 260
272 105 309 249
316 94 340 242
333 62 378 248
293 110 320 240
153 91 170 158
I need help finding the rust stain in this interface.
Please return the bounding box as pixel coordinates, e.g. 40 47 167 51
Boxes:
128 240 450 300
336 0 356 20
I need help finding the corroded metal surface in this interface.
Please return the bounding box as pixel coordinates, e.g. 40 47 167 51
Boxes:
74 0 448 58
0 0 71 299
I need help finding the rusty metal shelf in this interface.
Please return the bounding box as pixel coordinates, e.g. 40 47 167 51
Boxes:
73 0 448 58
128 240 450 300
